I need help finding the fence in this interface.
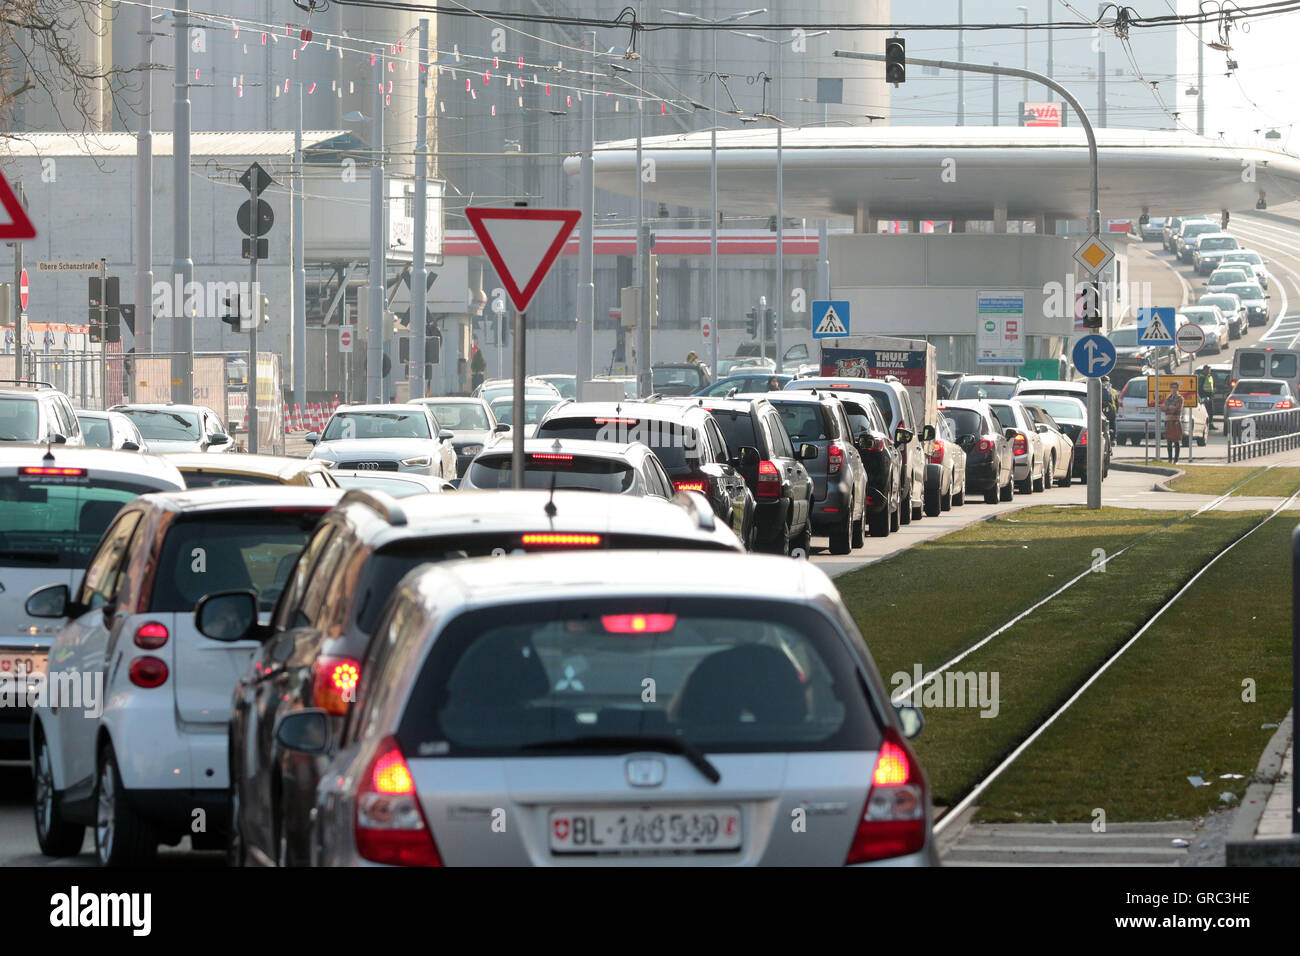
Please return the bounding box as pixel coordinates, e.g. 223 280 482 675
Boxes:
1226 409 1300 462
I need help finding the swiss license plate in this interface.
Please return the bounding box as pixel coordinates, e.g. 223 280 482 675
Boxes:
0 651 48 689
549 806 742 855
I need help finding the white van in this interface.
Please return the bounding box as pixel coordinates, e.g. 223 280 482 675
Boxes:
1231 347 1300 401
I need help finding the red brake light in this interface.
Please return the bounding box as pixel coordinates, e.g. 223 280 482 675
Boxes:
672 478 709 495
520 532 602 548
133 621 169 650
21 466 85 476
1079 428 1088 445
354 736 442 867
594 417 637 425
827 442 844 475
1226 398 1243 408
601 613 677 634
313 656 361 716
128 656 169 688
1277 400 1295 410
846 729 927 864
756 459 781 498
530 453 573 462
1012 432 1028 456
975 438 994 454
928 441 945 464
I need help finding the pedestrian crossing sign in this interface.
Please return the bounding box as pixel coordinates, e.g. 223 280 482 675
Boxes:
1136 307 1175 346
812 300 850 339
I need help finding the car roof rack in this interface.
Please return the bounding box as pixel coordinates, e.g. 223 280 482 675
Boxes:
338 488 407 527
671 490 716 532
0 379 53 389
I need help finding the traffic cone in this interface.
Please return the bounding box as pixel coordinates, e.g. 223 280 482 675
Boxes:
292 403 303 431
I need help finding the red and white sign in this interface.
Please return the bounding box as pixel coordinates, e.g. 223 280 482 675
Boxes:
19 268 28 311
0 172 35 240
701 316 712 342
338 326 354 353
464 206 581 313
1021 101 1064 127
1176 322 1206 354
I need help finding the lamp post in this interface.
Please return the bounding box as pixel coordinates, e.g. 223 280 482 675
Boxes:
1017 6 1029 104
731 27 828 373
663 8 767 379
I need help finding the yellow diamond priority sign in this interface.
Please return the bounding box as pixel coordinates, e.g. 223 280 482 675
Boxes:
1073 234 1115 273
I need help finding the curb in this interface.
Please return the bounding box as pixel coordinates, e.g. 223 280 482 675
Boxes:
1226 711 1298 866
1110 461 1182 492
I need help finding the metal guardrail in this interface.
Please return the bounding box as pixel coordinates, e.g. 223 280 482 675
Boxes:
1226 408 1300 462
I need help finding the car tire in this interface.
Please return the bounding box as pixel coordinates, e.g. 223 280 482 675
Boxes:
940 480 953 511
1033 459 1047 493
924 482 941 518
953 480 965 507
1196 433 1207 447
1000 476 1014 502
95 742 158 867
228 782 246 867
32 730 85 858
829 506 852 554
984 483 999 504
851 508 866 548
899 482 912 525
793 524 811 558
1017 473 1033 495
1058 463 1072 487
889 494 901 532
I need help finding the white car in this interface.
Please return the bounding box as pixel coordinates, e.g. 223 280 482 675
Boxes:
473 378 562 405
307 404 457 478
985 399 1049 494
1220 250 1269 289
75 410 148 451
0 447 184 765
1197 293 1246 339
1224 281 1269 327
110 403 234 453
1177 306 1229 355
26 486 341 864
488 394 563 438
1204 267 1251 295
1192 232 1240 275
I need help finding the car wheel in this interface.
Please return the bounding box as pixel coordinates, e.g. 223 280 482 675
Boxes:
228 782 246 867
1000 475 1014 502
744 519 757 553
953 479 965 507
32 730 85 858
792 524 811 559
95 742 157 866
924 481 941 518
889 495 901 532
851 510 866 548
1196 433 1207 447
869 507 889 537
1017 473 1033 495
1058 461 1072 487
984 483 999 504
829 505 852 554
940 480 953 511
1033 460 1046 493
899 482 912 525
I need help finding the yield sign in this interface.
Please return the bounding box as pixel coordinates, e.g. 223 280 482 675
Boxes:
465 206 581 313
0 171 35 240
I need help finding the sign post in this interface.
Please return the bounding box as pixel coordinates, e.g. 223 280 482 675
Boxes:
239 162 274 453
464 206 581 489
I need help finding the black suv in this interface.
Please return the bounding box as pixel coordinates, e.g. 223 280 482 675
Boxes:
216 488 743 866
535 400 759 549
691 397 817 555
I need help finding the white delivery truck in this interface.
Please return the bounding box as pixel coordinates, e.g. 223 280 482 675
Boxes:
818 334 939 440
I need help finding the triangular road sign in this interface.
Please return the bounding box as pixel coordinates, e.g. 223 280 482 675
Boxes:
465 207 581 313
0 171 36 240
1139 313 1173 343
815 304 848 336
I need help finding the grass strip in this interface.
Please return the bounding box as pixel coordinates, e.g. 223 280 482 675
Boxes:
1232 467 1300 498
974 511 1297 822
1167 465 1263 495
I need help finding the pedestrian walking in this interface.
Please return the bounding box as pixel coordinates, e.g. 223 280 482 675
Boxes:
1162 384 1186 463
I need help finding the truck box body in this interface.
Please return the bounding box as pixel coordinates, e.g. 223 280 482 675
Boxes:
819 335 939 435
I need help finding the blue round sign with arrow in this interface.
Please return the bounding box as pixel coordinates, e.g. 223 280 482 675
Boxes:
1072 334 1116 378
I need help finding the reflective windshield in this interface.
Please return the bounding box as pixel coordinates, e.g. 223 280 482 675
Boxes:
0 397 40 441
1232 380 1287 395
78 417 113 448
1199 236 1238 250
467 454 636 492
1020 397 1086 421
422 402 490 431
322 411 430 441
119 408 200 441
954 380 1017 400
1109 328 1139 347
0 475 161 569
491 398 560 426
1226 284 1263 300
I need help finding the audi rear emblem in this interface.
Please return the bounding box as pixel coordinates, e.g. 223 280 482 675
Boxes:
357 462 380 470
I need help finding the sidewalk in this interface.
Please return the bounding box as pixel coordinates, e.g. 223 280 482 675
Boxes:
1226 711 1298 864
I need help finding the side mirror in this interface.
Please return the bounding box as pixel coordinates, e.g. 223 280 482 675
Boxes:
1004 427 1019 440
737 445 761 468
438 429 455 441
305 432 320 444
893 427 913 446
208 433 231 446
50 433 67 445
798 443 819 461
895 704 925 739
121 440 140 451
1035 423 1049 434
957 434 976 451
274 709 332 755
493 422 511 433
194 590 259 642
919 424 937 443
25 583 75 619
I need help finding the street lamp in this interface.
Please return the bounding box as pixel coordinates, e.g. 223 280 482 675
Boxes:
663 7 767 377
1017 6 1029 104
731 27 828 372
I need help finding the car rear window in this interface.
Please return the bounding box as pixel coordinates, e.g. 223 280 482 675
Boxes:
940 408 985 438
703 407 759 454
78 418 113 448
467 454 635 493
954 380 1016 400
0 474 163 569
768 400 833 443
1234 380 1286 395
1270 355 1298 379
181 471 283 488
0 397 40 441
392 597 881 755
1123 378 1149 399
987 404 1018 430
536 417 703 473
150 511 325 612
1020 397 1085 421
120 409 200 441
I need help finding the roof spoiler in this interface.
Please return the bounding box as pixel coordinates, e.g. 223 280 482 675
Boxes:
338 488 407 527
671 490 716 532
0 378 53 389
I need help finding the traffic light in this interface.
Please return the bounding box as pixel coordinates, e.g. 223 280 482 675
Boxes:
237 162 274 260
885 36 906 86
1076 281 1102 329
221 294 243 332
247 293 270 332
88 276 120 343
745 308 759 337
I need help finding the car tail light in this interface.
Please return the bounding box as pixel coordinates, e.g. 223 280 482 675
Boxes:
601 613 677 634
594 417 637 425
756 460 781 498
21 466 85 476
531 453 573 462
128 657 169 688
929 442 945 464
1277 400 1295 410
133 621 169 650
1227 398 1244 408
313 656 361 716
976 438 993 454
672 478 709 495
354 736 441 867
1012 432 1028 456
1079 429 1088 445
827 442 844 475
520 532 602 548
861 436 886 453
845 729 927 864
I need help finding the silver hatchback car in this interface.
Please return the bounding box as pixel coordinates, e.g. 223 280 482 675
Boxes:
287 551 934 866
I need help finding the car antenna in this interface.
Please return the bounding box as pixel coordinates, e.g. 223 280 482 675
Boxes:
43 442 55 462
544 468 558 519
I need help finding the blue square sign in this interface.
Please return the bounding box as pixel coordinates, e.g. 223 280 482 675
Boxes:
1136 307 1176 347
812 300 850 339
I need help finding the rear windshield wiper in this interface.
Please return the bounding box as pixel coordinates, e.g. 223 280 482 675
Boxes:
522 733 721 784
